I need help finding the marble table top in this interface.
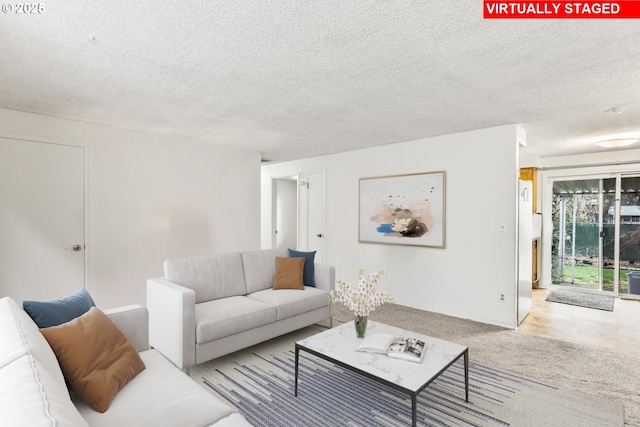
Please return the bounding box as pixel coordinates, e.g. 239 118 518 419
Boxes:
296 320 468 392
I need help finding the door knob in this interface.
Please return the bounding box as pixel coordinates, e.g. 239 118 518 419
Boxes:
317 233 323 238
72 244 82 251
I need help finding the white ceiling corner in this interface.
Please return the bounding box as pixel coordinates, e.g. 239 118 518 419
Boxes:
1 2 639 162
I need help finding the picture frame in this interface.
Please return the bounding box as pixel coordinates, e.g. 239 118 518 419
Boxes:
359 171 446 248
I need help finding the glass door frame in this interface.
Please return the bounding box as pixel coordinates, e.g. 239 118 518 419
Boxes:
617 173 640 300
549 173 614 293
608 175 620 295
540 164 640 300
542 169 640 299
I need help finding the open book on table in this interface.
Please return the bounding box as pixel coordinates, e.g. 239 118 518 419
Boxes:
356 333 426 363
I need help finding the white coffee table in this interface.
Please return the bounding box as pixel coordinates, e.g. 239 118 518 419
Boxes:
294 320 469 427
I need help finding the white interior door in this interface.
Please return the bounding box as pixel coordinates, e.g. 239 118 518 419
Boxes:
0 138 85 303
517 180 533 324
296 170 326 263
307 171 325 263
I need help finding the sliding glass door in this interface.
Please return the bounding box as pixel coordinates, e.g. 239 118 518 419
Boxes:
552 178 606 290
551 174 640 299
601 178 616 292
618 176 640 298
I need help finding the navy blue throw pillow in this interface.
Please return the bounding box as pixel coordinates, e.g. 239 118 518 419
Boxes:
23 288 96 328
288 249 316 287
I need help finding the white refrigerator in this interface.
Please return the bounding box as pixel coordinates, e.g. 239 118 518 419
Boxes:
518 180 533 325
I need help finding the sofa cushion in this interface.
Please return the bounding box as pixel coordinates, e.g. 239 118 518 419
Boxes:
195 296 276 343
164 252 246 303
1 298 66 379
273 256 305 290
288 248 316 287
247 286 330 321
40 307 146 413
74 349 236 427
23 288 95 328
0 297 89 427
242 248 288 294
1 355 90 427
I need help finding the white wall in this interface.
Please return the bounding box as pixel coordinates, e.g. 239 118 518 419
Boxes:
262 125 521 328
0 108 261 308
538 149 640 169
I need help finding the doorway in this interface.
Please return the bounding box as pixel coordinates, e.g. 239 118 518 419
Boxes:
0 138 85 302
272 170 326 263
551 174 640 299
273 178 297 250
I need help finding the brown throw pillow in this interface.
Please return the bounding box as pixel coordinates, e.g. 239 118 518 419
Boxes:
40 307 145 413
273 256 305 290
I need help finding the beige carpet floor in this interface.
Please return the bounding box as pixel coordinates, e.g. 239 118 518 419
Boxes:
332 303 640 426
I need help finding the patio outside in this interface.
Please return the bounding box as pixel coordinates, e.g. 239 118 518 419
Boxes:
551 177 640 295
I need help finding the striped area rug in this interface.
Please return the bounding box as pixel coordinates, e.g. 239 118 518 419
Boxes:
196 339 622 427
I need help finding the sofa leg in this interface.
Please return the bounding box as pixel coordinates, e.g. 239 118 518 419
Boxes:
183 367 191 377
329 317 334 328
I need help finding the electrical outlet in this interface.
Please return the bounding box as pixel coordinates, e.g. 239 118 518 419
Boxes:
499 293 505 303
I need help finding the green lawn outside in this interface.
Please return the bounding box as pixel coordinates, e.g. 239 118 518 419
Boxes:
556 264 631 292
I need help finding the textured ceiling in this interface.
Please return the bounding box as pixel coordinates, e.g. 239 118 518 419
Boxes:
1 2 640 162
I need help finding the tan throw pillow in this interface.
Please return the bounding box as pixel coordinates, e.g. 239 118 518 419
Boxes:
40 307 146 413
273 256 305 290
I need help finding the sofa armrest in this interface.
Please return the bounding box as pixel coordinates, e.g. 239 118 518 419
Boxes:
314 264 335 293
104 305 150 353
147 278 196 369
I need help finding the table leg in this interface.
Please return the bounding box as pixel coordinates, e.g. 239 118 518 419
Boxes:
294 345 299 397
464 349 469 402
412 393 417 427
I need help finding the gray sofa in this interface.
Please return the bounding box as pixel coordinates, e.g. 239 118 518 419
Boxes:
0 297 251 427
147 248 335 370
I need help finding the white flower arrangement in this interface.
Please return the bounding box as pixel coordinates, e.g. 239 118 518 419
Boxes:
329 268 393 317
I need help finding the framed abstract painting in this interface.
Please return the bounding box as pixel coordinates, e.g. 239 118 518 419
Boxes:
359 171 446 248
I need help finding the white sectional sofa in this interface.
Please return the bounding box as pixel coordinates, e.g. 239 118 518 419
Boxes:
147 248 335 370
0 296 251 427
